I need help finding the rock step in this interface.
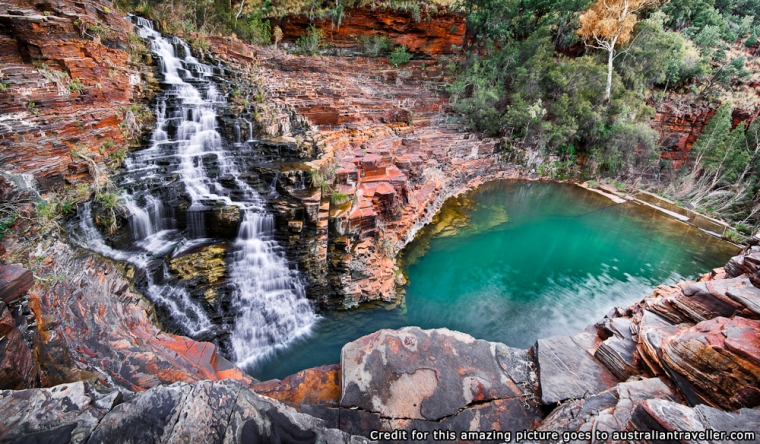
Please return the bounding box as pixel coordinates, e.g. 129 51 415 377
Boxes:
533 332 620 406
595 336 639 381
727 284 760 315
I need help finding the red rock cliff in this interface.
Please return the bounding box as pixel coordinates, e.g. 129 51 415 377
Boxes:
271 6 465 56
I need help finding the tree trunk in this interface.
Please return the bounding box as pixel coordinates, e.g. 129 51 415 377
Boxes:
605 46 614 101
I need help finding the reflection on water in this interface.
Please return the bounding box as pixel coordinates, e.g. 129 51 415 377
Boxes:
249 180 737 381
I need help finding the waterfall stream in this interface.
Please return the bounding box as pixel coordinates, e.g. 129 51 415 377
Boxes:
75 17 318 368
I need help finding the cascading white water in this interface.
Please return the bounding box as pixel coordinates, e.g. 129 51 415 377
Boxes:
77 17 318 367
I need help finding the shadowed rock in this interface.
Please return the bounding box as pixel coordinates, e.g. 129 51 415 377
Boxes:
630 399 760 444
0 301 37 390
0 380 369 444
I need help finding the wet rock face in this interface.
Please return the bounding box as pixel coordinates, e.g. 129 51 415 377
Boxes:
0 380 369 444
168 244 228 305
26 237 251 391
274 7 466 56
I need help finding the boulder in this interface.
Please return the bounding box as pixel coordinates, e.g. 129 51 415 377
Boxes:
0 264 34 305
339 327 542 439
341 327 526 420
533 333 620 406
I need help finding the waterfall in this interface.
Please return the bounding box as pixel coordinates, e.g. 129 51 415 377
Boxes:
76 17 318 368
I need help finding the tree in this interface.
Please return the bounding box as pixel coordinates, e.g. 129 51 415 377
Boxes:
578 0 661 100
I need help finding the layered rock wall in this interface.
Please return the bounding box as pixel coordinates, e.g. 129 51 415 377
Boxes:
272 6 465 56
0 0 153 192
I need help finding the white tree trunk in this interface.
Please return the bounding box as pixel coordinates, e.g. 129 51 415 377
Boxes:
606 46 614 101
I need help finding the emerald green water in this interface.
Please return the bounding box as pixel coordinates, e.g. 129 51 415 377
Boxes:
249 180 737 381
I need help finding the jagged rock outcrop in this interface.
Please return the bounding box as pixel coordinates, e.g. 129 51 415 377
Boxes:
0 379 370 443
273 7 466 56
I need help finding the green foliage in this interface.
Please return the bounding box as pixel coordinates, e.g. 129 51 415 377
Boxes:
616 14 708 93
295 25 324 54
97 191 121 210
330 192 351 205
724 227 746 243
27 102 40 115
0 214 18 239
68 79 85 93
359 34 393 57
310 169 330 194
237 15 272 45
388 45 412 66
745 31 758 46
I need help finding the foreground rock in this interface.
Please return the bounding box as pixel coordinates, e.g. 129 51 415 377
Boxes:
338 327 542 440
0 380 369 443
533 333 619 406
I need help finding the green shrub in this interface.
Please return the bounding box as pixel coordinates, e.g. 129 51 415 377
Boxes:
388 46 412 67
68 79 84 93
295 26 324 55
238 15 271 46
330 192 351 205
746 32 758 47
724 228 745 244
0 214 18 239
359 34 392 57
